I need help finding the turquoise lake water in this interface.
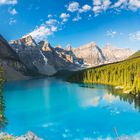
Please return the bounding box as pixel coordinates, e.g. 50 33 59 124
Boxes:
3 78 140 139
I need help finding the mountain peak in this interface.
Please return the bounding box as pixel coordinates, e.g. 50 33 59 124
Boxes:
89 42 97 46
79 42 97 50
56 45 62 49
39 41 52 52
65 44 72 51
21 35 37 47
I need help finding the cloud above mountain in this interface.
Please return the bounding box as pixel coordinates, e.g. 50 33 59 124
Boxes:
28 18 60 41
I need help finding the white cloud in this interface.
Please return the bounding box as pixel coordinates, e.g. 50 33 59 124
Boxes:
129 31 140 41
28 18 60 42
79 4 91 13
9 18 16 25
0 0 17 5
9 8 17 15
60 13 70 19
103 0 111 10
106 30 117 38
60 13 70 23
128 0 140 11
46 19 58 26
29 25 54 41
51 26 57 32
112 0 128 8
67 1 79 12
112 0 140 11
93 5 102 14
93 0 111 15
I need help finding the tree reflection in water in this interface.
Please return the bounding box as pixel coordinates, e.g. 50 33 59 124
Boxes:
106 86 140 112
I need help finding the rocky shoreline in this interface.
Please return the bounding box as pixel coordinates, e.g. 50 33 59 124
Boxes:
0 131 42 140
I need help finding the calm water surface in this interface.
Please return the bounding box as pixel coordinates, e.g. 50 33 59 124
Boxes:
3 78 140 139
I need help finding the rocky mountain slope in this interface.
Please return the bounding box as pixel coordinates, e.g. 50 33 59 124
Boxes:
0 34 134 81
68 42 133 67
39 41 77 70
9 36 79 77
102 44 133 63
71 42 106 66
0 35 30 81
10 36 57 76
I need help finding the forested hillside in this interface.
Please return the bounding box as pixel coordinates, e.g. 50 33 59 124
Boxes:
68 53 140 96
0 67 6 128
128 50 140 59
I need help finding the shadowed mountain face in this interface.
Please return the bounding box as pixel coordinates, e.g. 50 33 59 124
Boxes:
0 35 34 81
10 36 57 76
0 35 19 60
39 41 77 70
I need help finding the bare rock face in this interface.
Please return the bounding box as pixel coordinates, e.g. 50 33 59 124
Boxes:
5 34 133 79
10 36 56 76
55 45 74 63
102 44 133 63
72 42 106 66
39 41 78 71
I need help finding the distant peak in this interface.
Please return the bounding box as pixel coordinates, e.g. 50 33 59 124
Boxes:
39 40 52 51
39 40 49 45
79 42 98 49
65 44 72 51
56 45 62 49
22 35 32 40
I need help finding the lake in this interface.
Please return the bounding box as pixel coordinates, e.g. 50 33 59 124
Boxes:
2 78 140 139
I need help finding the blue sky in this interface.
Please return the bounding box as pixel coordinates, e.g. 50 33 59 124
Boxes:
0 0 140 50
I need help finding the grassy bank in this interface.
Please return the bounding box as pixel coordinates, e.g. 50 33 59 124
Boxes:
68 56 140 96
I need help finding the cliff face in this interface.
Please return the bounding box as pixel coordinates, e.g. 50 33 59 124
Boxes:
10 36 57 76
10 35 79 76
0 35 29 81
102 45 133 63
72 42 105 66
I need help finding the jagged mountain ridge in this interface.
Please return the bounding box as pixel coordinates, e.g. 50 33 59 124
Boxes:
102 44 133 63
10 36 133 70
0 34 134 81
39 41 77 70
10 36 79 77
56 42 133 68
66 42 133 67
71 42 106 66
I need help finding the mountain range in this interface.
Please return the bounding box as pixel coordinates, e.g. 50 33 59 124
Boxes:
0 34 134 81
